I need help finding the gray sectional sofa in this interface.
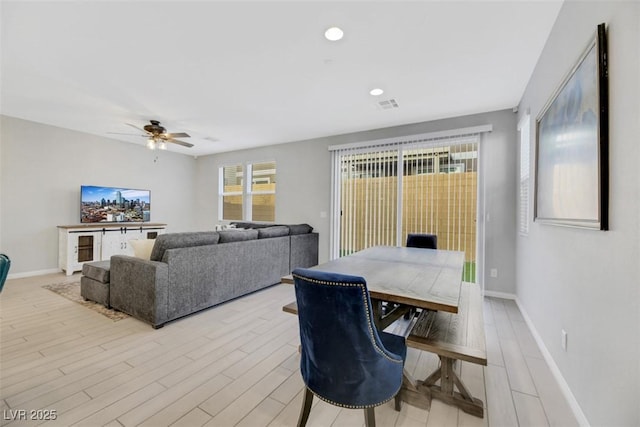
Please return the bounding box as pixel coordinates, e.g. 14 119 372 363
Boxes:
108 223 318 328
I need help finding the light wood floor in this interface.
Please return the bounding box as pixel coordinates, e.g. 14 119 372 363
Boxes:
0 273 578 427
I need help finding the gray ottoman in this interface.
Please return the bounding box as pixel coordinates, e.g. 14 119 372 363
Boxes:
81 260 111 308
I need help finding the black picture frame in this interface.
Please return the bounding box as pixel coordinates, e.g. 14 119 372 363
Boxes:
534 23 608 230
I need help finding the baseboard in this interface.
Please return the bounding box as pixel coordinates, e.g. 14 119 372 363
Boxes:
483 289 516 300
514 297 590 427
7 268 63 280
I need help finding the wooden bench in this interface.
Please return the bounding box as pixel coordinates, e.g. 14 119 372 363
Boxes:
404 281 486 417
282 301 298 315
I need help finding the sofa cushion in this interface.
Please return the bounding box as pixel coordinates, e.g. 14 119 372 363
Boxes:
130 239 156 260
82 260 111 283
150 232 220 261
288 224 314 235
258 226 290 239
230 222 273 229
218 229 259 243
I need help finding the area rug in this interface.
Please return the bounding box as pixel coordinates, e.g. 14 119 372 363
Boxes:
42 281 129 322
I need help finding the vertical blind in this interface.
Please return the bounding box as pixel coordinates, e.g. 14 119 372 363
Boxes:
338 148 400 256
518 115 531 235
329 125 490 283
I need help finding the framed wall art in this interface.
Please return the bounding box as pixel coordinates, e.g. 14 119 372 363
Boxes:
534 23 609 230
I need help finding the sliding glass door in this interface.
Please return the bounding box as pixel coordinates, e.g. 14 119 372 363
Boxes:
332 136 480 283
339 148 399 256
401 142 478 281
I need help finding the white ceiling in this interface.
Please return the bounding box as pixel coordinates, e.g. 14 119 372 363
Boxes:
1 1 563 157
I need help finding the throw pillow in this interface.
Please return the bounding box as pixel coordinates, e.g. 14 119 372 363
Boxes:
130 239 156 260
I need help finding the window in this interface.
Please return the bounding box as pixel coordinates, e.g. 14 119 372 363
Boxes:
220 165 244 221
518 115 530 235
219 161 276 222
250 161 276 222
330 127 488 283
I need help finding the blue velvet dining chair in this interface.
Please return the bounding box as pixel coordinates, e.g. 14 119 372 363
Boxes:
406 233 438 249
0 253 11 293
292 268 407 427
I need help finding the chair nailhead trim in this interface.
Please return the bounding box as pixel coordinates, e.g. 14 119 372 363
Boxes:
292 274 404 365
307 384 403 409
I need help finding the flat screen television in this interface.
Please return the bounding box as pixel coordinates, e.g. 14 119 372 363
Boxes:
81 185 151 223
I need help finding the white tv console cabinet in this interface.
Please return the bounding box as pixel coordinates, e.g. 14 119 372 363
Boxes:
58 223 167 275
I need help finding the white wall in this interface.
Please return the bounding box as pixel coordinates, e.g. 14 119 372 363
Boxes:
517 2 640 425
195 109 518 293
0 115 198 275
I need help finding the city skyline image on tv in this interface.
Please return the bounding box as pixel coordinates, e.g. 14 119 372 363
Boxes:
81 185 151 223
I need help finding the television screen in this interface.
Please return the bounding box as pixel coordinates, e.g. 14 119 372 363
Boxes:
81 185 151 223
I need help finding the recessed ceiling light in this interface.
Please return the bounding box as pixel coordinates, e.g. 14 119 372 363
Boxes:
370 88 384 96
324 27 344 41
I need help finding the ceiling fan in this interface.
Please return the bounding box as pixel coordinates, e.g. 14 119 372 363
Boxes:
110 120 194 150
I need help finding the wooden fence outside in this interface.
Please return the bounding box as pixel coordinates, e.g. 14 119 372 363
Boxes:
222 184 275 222
340 172 477 263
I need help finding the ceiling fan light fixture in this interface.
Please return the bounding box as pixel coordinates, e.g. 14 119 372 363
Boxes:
124 120 194 149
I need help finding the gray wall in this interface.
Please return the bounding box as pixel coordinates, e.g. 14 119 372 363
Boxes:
195 109 517 293
517 2 640 426
0 115 198 275
2 110 517 286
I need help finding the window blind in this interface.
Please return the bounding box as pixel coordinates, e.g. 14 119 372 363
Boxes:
518 115 531 235
329 126 490 283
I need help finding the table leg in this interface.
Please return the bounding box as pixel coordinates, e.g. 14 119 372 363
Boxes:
400 369 431 411
415 356 484 418
371 298 411 330
372 299 383 330
441 357 454 395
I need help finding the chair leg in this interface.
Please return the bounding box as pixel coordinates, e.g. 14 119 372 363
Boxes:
297 387 314 427
364 407 376 427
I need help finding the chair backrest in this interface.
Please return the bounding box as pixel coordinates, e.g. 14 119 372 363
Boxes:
406 233 437 249
292 268 404 408
0 253 11 293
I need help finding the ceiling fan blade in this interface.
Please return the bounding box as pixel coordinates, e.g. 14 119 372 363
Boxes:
107 132 146 136
167 138 194 148
126 123 149 134
165 132 190 138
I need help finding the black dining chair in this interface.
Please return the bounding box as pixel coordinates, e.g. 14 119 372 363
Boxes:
403 234 438 318
406 233 438 249
0 253 11 293
292 268 407 427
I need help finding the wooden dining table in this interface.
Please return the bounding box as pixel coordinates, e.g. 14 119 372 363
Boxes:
281 245 466 328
